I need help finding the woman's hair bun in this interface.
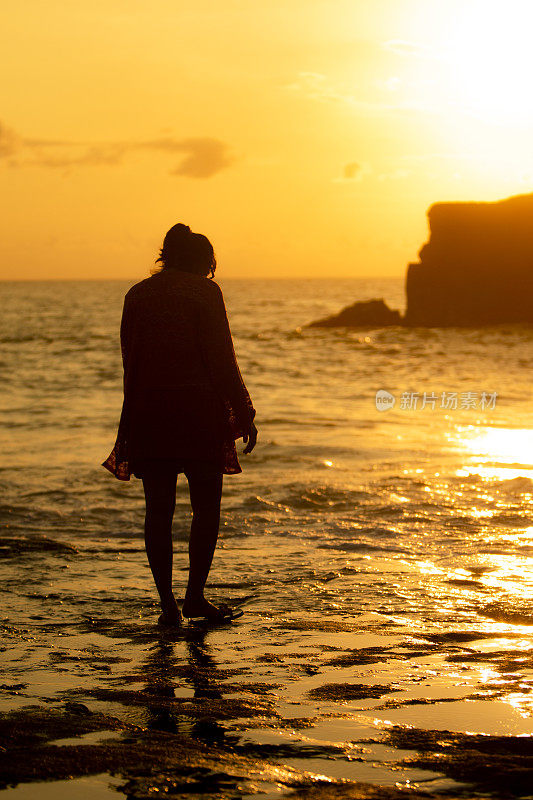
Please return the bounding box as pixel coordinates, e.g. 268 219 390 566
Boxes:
168 223 191 240
153 221 216 278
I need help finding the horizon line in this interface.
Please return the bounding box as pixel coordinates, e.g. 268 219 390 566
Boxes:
0 274 405 282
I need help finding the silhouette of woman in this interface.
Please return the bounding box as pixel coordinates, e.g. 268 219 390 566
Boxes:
102 224 257 626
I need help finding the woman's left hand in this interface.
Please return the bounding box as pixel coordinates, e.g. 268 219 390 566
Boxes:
243 421 258 454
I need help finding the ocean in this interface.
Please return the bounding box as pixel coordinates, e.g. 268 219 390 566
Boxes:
1 277 533 797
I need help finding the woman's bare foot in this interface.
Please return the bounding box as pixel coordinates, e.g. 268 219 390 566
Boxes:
158 597 182 626
182 594 231 621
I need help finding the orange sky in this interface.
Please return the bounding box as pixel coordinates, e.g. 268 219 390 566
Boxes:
2 0 533 279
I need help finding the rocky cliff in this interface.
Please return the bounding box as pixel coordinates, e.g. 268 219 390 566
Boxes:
404 192 533 326
309 192 533 328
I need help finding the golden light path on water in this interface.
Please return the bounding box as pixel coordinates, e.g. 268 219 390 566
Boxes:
450 425 533 481
450 426 533 597
407 422 533 724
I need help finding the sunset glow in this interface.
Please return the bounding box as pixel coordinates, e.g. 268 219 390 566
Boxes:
2 0 533 279
443 1 533 125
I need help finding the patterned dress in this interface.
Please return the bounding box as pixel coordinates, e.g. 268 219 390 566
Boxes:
102 269 256 479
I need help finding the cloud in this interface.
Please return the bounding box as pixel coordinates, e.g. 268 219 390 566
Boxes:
343 162 364 180
0 121 22 158
402 152 477 161
382 40 435 59
332 161 372 183
283 71 438 116
23 145 127 169
159 137 237 178
284 72 355 105
0 121 236 178
377 168 411 181
283 72 400 114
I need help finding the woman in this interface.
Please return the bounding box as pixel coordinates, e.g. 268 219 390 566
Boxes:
102 223 257 626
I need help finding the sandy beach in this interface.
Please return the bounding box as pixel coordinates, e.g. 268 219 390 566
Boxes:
1 529 533 799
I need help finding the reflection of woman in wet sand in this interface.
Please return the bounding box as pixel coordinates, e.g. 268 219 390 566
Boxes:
103 224 257 626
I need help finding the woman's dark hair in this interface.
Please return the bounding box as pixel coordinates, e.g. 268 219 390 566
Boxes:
152 223 216 278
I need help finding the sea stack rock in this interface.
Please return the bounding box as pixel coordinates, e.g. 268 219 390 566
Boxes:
308 298 402 328
405 192 533 326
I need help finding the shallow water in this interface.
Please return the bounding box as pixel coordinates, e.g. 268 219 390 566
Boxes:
1 277 533 797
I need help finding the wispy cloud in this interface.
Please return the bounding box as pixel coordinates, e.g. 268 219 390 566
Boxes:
283 72 400 114
283 70 442 116
376 168 411 181
382 40 436 59
0 121 236 178
0 121 21 158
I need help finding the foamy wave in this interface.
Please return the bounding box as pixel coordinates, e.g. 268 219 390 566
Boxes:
479 601 533 625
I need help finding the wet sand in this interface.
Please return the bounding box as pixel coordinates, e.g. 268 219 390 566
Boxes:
2 534 533 799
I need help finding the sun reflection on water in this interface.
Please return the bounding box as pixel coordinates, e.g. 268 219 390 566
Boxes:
449 426 533 481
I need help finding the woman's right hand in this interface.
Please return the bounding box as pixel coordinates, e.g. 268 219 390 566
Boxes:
243 421 258 454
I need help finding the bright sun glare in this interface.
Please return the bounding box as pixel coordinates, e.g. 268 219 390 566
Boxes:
453 426 533 480
442 0 533 124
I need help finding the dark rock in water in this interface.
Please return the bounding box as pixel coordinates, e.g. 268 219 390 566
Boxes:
405 192 533 326
306 682 392 701
0 536 77 558
63 702 92 716
308 298 402 328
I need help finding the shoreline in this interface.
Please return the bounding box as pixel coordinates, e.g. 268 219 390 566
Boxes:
2 534 533 799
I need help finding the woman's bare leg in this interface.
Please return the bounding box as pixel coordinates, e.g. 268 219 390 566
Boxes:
142 464 181 623
182 468 224 618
